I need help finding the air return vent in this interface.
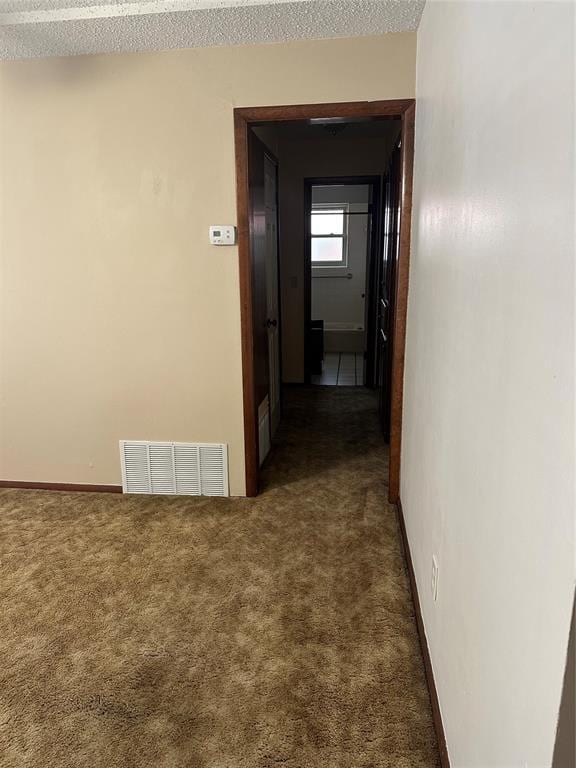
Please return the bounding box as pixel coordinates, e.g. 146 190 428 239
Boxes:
119 441 229 496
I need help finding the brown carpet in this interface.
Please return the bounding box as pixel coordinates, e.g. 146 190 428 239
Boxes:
0 386 440 768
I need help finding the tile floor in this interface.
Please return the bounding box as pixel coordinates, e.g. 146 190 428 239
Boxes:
311 352 365 386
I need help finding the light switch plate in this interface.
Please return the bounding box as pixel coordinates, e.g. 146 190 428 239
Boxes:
209 225 236 245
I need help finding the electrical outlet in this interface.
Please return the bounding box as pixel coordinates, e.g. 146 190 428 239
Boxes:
431 556 439 602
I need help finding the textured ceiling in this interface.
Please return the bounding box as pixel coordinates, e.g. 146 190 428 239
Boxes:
0 0 425 59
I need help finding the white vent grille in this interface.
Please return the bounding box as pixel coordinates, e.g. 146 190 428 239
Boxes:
120 441 228 497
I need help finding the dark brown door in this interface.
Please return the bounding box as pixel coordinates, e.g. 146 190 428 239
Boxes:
248 131 270 456
248 130 281 467
377 140 401 442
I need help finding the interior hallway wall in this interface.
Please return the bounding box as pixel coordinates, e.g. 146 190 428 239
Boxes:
403 1 575 765
0 34 416 494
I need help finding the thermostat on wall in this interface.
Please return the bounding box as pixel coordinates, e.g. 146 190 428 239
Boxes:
209 225 236 245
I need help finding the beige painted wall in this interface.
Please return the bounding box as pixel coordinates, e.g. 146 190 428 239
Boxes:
0 34 416 495
403 1 574 765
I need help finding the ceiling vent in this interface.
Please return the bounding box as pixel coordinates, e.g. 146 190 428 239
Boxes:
119 441 229 497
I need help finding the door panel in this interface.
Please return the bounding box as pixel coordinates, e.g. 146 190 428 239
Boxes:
248 131 281 466
248 131 269 465
264 154 281 438
376 140 402 442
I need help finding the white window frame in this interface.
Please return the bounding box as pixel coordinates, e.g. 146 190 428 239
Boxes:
310 202 349 268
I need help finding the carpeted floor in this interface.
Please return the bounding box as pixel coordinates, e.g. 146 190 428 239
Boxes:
0 387 439 768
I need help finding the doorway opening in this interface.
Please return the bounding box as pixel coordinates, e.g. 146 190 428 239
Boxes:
234 100 415 500
306 177 380 388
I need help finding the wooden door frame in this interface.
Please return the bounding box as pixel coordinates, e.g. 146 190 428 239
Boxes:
234 99 415 500
303 174 382 386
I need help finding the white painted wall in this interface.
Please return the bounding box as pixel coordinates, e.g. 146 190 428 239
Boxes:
403 2 575 766
311 184 370 330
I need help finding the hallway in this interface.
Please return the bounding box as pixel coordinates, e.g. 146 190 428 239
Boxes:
0 387 439 768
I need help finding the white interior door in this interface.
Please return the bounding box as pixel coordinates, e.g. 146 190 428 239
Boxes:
264 154 281 438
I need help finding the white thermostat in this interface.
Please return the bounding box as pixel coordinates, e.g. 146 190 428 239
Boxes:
209 225 236 245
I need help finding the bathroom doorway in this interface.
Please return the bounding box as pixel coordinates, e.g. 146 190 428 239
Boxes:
305 178 379 387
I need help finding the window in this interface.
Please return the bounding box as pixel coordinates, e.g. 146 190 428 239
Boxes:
311 203 348 267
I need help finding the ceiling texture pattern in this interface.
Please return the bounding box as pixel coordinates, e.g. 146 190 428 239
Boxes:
0 0 425 59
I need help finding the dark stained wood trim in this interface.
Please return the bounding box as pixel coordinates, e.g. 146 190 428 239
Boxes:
234 99 415 498
234 100 415 123
388 102 416 503
303 179 313 385
0 480 122 493
397 498 450 768
234 109 259 497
